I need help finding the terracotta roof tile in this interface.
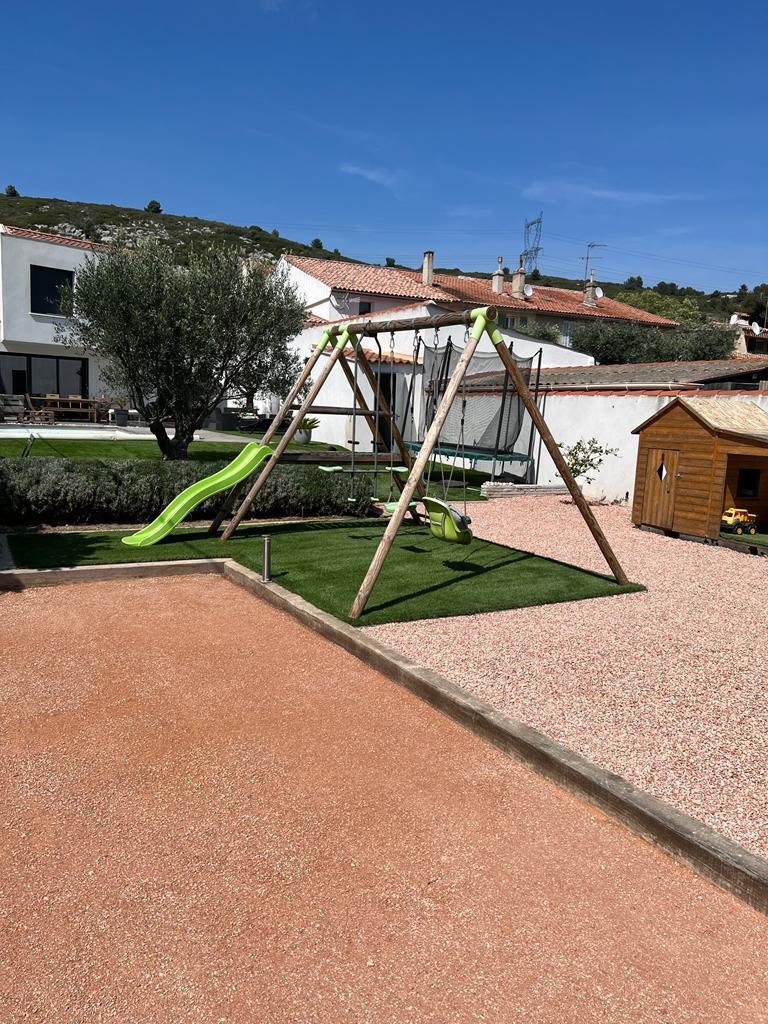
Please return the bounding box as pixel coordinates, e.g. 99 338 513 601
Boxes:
323 346 421 365
285 254 676 326
286 255 449 301
0 224 108 252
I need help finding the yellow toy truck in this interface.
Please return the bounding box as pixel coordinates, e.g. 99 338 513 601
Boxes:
721 507 758 535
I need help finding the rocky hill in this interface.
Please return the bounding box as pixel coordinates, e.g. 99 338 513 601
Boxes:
0 192 344 264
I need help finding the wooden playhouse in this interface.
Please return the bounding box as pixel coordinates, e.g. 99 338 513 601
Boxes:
631 396 768 539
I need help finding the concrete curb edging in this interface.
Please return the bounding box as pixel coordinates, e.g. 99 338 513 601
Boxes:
0 558 227 590
3 554 767 916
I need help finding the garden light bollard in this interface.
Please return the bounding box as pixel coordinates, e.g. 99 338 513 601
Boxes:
262 534 272 583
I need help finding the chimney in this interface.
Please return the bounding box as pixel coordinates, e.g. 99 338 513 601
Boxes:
584 269 598 307
510 256 526 299
492 256 505 294
422 250 434 286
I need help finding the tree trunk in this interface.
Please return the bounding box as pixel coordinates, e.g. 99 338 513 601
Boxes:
149 419 191 460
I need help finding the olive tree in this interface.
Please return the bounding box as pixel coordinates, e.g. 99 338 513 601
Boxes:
59 240 306 459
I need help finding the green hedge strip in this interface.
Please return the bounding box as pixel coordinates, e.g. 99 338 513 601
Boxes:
0 458 375 526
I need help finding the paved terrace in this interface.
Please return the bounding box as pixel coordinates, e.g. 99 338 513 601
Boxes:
367 496 768 859
2 575 768 1023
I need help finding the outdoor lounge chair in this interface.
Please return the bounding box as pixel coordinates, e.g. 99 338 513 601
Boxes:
23 395 54 424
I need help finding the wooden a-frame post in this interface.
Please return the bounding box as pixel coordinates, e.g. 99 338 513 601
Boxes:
348 307 493 619
487 321 629 587
222 328 354 539
208 329 333 535
348 306 629 619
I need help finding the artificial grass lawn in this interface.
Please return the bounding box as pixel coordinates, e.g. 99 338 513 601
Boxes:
9 520 643 626
0 437 333 463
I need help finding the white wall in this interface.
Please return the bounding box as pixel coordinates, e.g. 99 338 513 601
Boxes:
280 259 335 320
0 232 93 345
534 391 768 501
0 232 111 397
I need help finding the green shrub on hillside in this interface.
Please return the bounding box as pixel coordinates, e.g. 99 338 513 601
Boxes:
0 459 375 526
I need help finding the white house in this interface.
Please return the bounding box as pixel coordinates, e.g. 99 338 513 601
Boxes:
0 225 108 400
279 251 676 454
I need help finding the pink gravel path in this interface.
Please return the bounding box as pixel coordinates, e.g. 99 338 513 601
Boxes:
366 496 768 858
3 575 768 1023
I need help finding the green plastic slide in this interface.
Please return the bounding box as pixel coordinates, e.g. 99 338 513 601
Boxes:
121 442 273 548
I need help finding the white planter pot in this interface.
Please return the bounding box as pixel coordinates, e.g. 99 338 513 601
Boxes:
294 429 311 445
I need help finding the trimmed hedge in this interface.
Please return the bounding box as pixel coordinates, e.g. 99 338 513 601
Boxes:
0 458 376 526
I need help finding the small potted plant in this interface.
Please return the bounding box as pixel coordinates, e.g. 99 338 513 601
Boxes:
294 416 319 445
95 392 110 424
112 395 130 427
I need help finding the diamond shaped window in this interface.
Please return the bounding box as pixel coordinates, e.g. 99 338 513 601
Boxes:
656 461 667 482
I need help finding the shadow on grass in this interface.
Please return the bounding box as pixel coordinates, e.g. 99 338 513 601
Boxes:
363 550 534 618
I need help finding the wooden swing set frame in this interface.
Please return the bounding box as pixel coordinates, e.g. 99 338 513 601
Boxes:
218 305 628 619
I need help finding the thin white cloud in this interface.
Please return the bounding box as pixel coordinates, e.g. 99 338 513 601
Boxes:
522 179 699 205
340 164 399 191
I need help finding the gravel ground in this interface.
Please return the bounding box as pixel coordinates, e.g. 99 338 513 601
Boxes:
3 575 768 1023
366 497 768 858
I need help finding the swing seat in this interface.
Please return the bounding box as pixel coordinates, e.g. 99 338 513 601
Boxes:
384 500 420 513
422 497 473 545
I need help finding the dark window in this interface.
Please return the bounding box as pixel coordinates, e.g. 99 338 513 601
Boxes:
30 265 74 315
30 357 58 395
736 467 761 498
0 354 28 394
358 300 372 315
0 353 87 397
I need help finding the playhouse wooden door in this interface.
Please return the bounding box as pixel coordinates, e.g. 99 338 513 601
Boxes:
642 448 679 529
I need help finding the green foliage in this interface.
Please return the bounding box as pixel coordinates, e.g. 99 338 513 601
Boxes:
614 290 704 325
385 257 396 267
0 459 374 526
529 268 542 281
297 416 320 430
58 239 306 459
516 319 561 344
311 237 323 249
623 275 644 291
558 438 618 485
4 184 19 197
0 193 342 263
572 319 736 364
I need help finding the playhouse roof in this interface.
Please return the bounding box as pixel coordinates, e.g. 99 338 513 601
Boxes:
632 396 768 444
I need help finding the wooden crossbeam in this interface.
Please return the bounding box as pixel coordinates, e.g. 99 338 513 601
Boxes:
348 307 630 619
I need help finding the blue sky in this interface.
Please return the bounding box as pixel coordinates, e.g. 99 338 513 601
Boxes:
4 0 767 291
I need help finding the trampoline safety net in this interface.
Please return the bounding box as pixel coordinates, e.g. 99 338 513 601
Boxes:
417 341 537 462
